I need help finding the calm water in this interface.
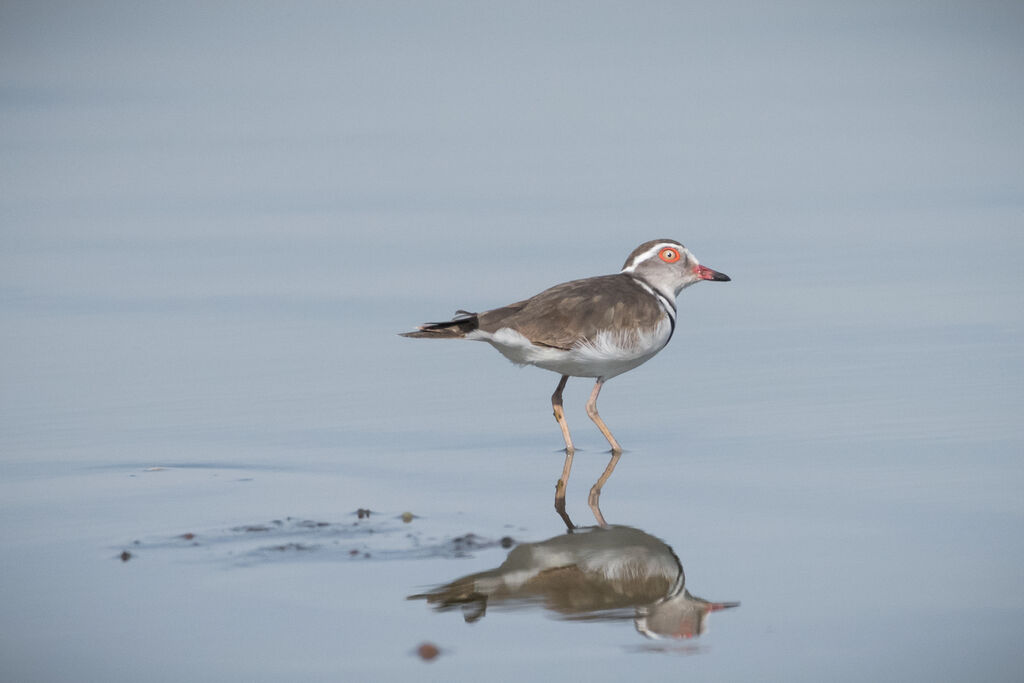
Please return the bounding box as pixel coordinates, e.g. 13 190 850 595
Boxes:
2 3 1023 681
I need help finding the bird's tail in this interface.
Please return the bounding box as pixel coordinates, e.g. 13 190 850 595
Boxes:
400 310 479 339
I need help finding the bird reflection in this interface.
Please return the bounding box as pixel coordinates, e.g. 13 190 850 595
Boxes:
410 457 738 640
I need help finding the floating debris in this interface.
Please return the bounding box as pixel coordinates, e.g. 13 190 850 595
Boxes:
296 520 330 528
416 642 440 661
122 516 509 565
267 543 317 553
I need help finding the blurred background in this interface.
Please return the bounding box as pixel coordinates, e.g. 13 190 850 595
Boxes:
2 2 1022 681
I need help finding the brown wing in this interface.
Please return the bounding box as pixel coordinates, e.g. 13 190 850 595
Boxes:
476 274 667 350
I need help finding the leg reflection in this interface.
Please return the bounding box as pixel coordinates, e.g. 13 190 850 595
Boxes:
588 451 621 528
554 448 575 530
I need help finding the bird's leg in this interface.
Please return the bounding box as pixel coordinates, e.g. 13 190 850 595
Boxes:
551 374 574 454
585 378 623 453
552 375 575 514
588 451 621 528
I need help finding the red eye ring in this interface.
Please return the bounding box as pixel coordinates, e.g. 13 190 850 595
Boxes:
659 247 680 263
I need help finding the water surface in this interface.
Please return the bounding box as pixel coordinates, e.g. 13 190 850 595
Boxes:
2 3 1023 681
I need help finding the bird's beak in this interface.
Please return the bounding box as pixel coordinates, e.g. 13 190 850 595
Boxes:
706 601 741 612
695 264 731 282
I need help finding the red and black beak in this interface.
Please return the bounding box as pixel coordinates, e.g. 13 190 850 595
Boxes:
695 264 731 282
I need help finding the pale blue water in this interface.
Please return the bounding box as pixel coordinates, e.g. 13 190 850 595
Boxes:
2 3 1023 681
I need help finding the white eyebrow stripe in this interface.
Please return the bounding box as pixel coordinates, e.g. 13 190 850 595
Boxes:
620 242 679 273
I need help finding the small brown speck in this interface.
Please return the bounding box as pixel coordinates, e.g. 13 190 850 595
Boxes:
357 508 371 519
120 551 132 562
401 511 414 523
180 533 195 540
416 642 440 661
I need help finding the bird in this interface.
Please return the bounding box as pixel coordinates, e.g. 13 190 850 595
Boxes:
400 239 730 457
408 524 739 638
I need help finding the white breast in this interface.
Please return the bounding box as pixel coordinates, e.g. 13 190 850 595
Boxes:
467 315 673 380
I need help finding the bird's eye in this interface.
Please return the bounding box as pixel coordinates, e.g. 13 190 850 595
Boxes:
659 248 680 263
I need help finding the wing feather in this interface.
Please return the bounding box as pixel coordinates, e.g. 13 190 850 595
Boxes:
477 274 668 349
